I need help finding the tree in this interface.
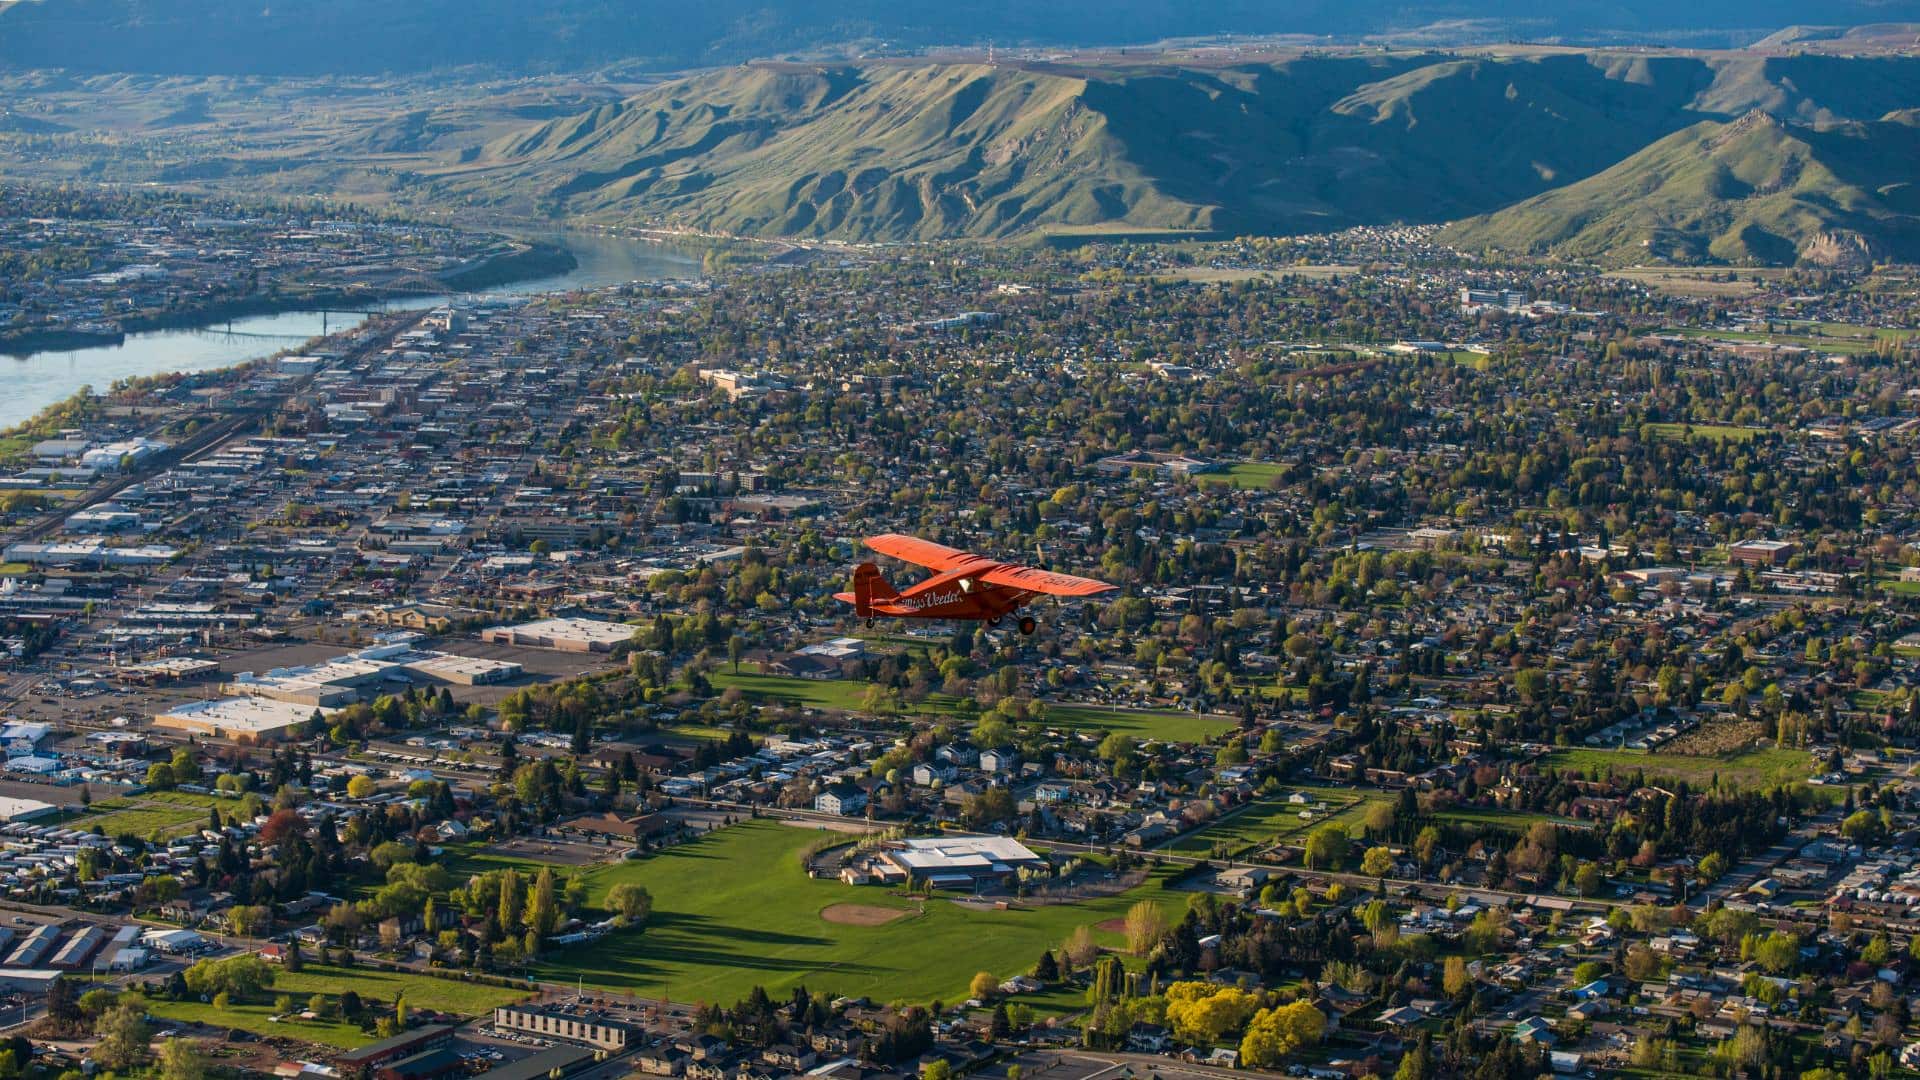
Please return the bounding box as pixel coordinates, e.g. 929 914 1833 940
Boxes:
1061 925 1099 971
347 774 376 799
93 1003 151 1070
1164 982 1260 1046
969 971 997 1001
1753 930 1798 974
1304 824 1348 870
1360 846 1394 879
529 867 560 937
227 904 270 939
1238 1000 1326 1067
1124 900 1168 956
1442 955 1471 998
146 762 177 790
922 1061 952 1080
606 883 653 923
158 1036 208 1080
45 976 79 1026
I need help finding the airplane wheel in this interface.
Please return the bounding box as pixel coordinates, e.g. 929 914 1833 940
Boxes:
988 617 1003 628
864 618 875 629
1018 616 1037 636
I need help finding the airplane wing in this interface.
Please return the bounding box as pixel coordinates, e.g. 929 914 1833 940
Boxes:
977 564 1118 597
864 534 984 571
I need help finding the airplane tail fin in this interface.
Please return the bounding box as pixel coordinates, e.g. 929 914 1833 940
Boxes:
852 561 896 616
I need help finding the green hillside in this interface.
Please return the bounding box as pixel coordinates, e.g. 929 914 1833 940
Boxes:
429 52 1920 248
1442 110 1920 266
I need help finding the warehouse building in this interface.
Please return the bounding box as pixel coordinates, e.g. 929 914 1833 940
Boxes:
153 698 324 744
479 617 637 653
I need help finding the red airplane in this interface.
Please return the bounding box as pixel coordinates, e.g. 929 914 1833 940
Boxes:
835 534 1118 635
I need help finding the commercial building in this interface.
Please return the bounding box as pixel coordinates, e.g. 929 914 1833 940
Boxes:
1728 539 1797 567
876 835 1044 889
338 1025 456 1072
0 797 58 824
492 1004 634 1049
479 617 637 653
153 697 324 743
223 644 521 706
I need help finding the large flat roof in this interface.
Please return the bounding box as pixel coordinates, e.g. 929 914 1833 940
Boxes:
155 697 326 734
887 835 1041 872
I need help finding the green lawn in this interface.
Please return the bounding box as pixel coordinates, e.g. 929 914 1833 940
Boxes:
137 963 532 1049
1642 422 1765 443
1435 807 1585 831
1040 704 1236 742
539 820 1182 1006
438 842 578 882
1542 745 1812 789
1667 322 1918 355
1199 462 1289 490
269 964 531 1015
1156 798 1328 856
82 802 209 841
709 670 960 715
711 668 1230 742
140 995 373 1049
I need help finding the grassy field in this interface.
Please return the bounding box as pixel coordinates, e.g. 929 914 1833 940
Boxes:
1542 745 1812 789
1040 704 1235 742
270 964 531 1014
711 667 1229 742
1157 786 1390 858
1435 807 1584 831
1604 268 1782 298
136 964 529 1049
1666 322 1918 355
83 803 207 841
1200 462 1289 490
709 670 957 715
1156 798 1325 856
540 820 1180 1006
1642 422 1765 443
140 995 373 1048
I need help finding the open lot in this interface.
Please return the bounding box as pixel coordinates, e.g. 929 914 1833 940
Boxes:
1542 745 1813 789
539 820 1180 1005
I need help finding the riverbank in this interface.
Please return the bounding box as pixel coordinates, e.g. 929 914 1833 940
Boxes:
0 240 577 358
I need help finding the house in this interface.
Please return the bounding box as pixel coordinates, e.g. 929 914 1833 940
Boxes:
815 785 868 817
911 762 956 787
978 748 1019 774
636 1049 689 1077
1512 1017 1555 1046
1127 1024 1172 1052
1376 1006 1422 1029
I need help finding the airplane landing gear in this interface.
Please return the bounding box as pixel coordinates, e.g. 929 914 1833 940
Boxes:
988 616 1003 628
1017 616 1037 636
864 618 875 628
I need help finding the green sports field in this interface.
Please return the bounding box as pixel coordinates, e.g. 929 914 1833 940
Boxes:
539 820 1181 1006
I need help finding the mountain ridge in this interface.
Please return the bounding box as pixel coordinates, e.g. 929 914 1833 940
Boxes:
420 53 1920 257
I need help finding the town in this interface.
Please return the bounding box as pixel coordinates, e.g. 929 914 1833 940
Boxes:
0 189 1910 1080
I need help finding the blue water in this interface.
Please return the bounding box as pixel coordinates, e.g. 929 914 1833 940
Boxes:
0 232 701 428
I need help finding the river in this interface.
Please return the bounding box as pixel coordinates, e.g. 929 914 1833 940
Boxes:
0 231 703 429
